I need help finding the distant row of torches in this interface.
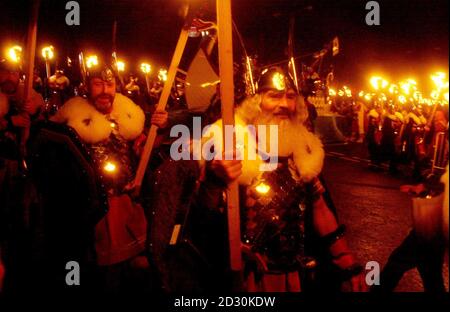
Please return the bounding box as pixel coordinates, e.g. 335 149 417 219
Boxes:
328 72 449 106
5 44 172 177
6 44 448 107
5 44 168 83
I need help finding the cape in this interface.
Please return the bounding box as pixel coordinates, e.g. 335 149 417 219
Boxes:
51 93 145 144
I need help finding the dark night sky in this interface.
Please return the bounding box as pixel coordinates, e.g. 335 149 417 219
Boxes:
0 0 448 90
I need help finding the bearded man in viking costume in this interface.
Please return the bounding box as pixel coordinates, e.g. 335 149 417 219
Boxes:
48 61 168 291
197 67 367 292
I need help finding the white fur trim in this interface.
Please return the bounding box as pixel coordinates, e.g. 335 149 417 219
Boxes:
407 112 423 125
385 113 397 121
199 116 324 185
292 127 325 182
197 116 263 186
419 115 427 125
395 112 404 123
368 109 379 119
51 97 111 143
52 94 144 143
110 94 145 140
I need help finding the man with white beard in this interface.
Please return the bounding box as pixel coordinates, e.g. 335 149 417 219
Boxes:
199 67 367 292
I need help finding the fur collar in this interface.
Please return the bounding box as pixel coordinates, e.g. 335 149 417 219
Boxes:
407 112 426 125
385 112 404 122
202 116 324 185
385 113 397 121
395 112 405 123
52 93 145 144
368 109 380 119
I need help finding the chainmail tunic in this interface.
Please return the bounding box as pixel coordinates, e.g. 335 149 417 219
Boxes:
89 117 136 195
243 157 324 272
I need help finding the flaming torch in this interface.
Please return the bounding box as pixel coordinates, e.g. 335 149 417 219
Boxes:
140 62 152 94
7 45 22 64
41 45 54 79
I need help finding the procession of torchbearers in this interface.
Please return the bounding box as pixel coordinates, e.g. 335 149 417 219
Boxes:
0 3 448 295
325 75 449 179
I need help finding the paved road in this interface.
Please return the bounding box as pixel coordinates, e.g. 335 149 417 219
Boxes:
322 142 449 292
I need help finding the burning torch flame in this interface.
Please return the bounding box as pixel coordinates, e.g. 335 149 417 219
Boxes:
370 76 388 90
255 182 271 195
400 79 417 95
140 63 151 74
388 84 398 94
86 55 98 69
41 46 54 60
116 60 125 72
103 161 117 173
431 72 446 90
158 69 168 82
345 88 352 98
7 45 22 63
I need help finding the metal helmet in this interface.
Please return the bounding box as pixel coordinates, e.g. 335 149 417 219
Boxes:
256 66 298 94
86 63 115 83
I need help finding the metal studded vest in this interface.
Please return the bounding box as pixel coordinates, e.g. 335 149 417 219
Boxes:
242 157 312 272
90 118 135 194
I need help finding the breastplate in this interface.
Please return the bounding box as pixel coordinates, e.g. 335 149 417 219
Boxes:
90 120 135 194
243 158 309 271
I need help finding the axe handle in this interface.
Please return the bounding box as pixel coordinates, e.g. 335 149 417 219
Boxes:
217 0 243 274
133 25 189 195
20 0 40 167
